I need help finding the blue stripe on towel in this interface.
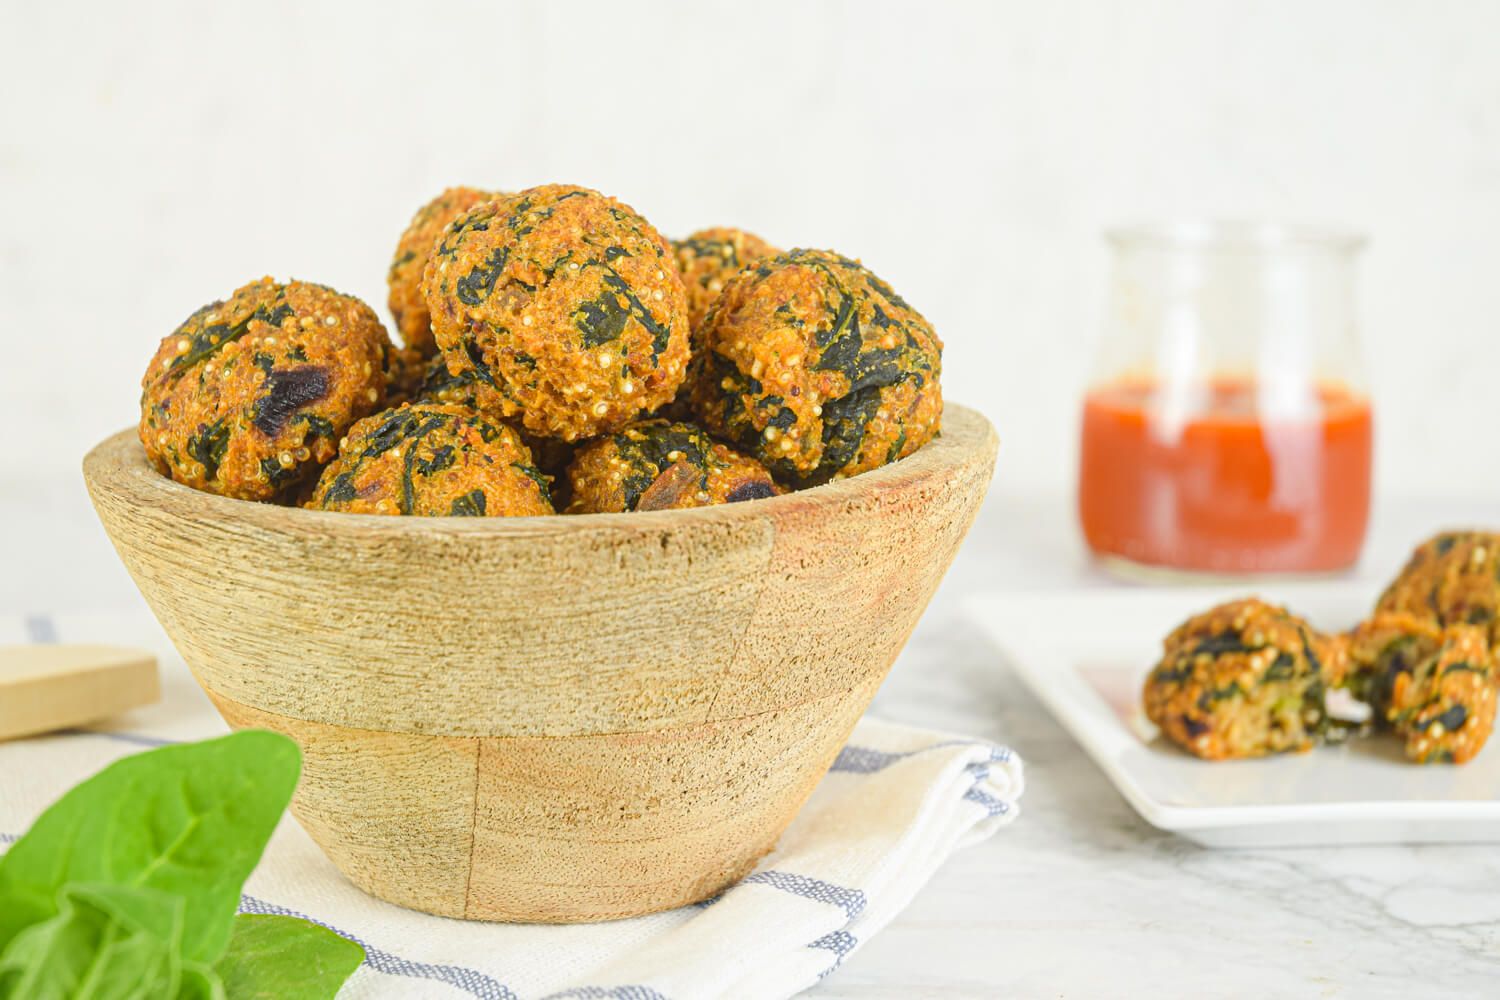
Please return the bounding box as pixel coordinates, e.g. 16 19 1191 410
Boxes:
742 870 867 920
828 745 909 773
810 930 858 978
23 614 58 644
71 729 180 748
964 785 1011 816
736 873 868 979
830 740 1014 774
238 895 519 1000
960 750 1015 817
538 988 671 1000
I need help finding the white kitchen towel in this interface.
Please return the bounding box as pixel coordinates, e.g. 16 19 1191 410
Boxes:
0 611 1023 1000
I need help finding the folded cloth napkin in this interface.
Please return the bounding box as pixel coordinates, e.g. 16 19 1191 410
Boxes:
1 612 1024 999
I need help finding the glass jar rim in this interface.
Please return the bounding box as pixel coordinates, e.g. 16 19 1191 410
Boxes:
1106 220 1367 252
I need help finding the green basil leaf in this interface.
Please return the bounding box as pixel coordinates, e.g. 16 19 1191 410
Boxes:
179 960 229 1000
0 731 301 964
0 882 206 1000
214 915 363 1000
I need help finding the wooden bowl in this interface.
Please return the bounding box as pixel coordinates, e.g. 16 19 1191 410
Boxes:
83 405 997 922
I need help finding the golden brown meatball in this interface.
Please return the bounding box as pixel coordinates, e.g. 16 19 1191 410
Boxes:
691 249 942 488
1375 531 1500 649
1143 599 1347 760
416 352 482 409
565 419 779 514
388 186 499 356
139 277 390 502
1346 613 1496 764
421 184 690 442
672 228 780 337
412 353 574 499
306 403 553 517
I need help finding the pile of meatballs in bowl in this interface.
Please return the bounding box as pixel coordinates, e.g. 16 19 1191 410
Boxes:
137 183 944 518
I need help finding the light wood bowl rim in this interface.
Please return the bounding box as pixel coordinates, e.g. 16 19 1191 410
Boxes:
84 403 996 534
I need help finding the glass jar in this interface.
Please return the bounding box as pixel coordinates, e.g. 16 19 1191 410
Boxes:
1078 222 1372 577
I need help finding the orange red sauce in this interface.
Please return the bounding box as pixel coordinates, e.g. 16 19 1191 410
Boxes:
1079 377 1372 574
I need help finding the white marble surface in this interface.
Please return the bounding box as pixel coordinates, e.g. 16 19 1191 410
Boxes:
3 485 1499 997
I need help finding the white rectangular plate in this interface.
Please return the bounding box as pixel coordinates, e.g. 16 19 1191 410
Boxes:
968 585 1500 847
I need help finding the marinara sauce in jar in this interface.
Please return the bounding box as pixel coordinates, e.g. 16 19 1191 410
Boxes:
1078 223 1372 576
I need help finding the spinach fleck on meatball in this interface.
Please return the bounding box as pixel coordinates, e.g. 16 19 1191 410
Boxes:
416 352 482 409
1375 531 1500 651
306 403 553 517
565 419 779 514
1143 599 1348 760
388 186 500 356
691 249 942 488
139 277 391 502
422 184 690 442
672 227 780 337
413 353 574 497
1346 613 1496 764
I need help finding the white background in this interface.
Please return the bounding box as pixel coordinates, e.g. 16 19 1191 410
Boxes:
3 0 1499 502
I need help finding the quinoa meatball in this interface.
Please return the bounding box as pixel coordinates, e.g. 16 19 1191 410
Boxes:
1375 531 1500 649
416 352 482 409
422 184 690 442
565 419 779 514
1143 599 1347 760
139 277 390 502
691 249 942 488
413 354 574 493
388 186 499 356
306 403 553 517
672 227 780 337
1346 613 1496 764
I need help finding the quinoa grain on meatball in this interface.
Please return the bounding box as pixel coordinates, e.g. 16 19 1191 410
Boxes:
691 249 941 488
1143 598 1348 760
672 227 779 337
565 419 779 514
1375 531 1500 650
139 277 391 502
412 353 574 498
306 403 553 517
415 352 482 409
388 186 500 356
422 184 690 442
1346 612 1496 764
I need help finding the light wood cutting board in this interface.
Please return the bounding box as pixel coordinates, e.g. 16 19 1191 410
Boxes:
0 644 159 740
